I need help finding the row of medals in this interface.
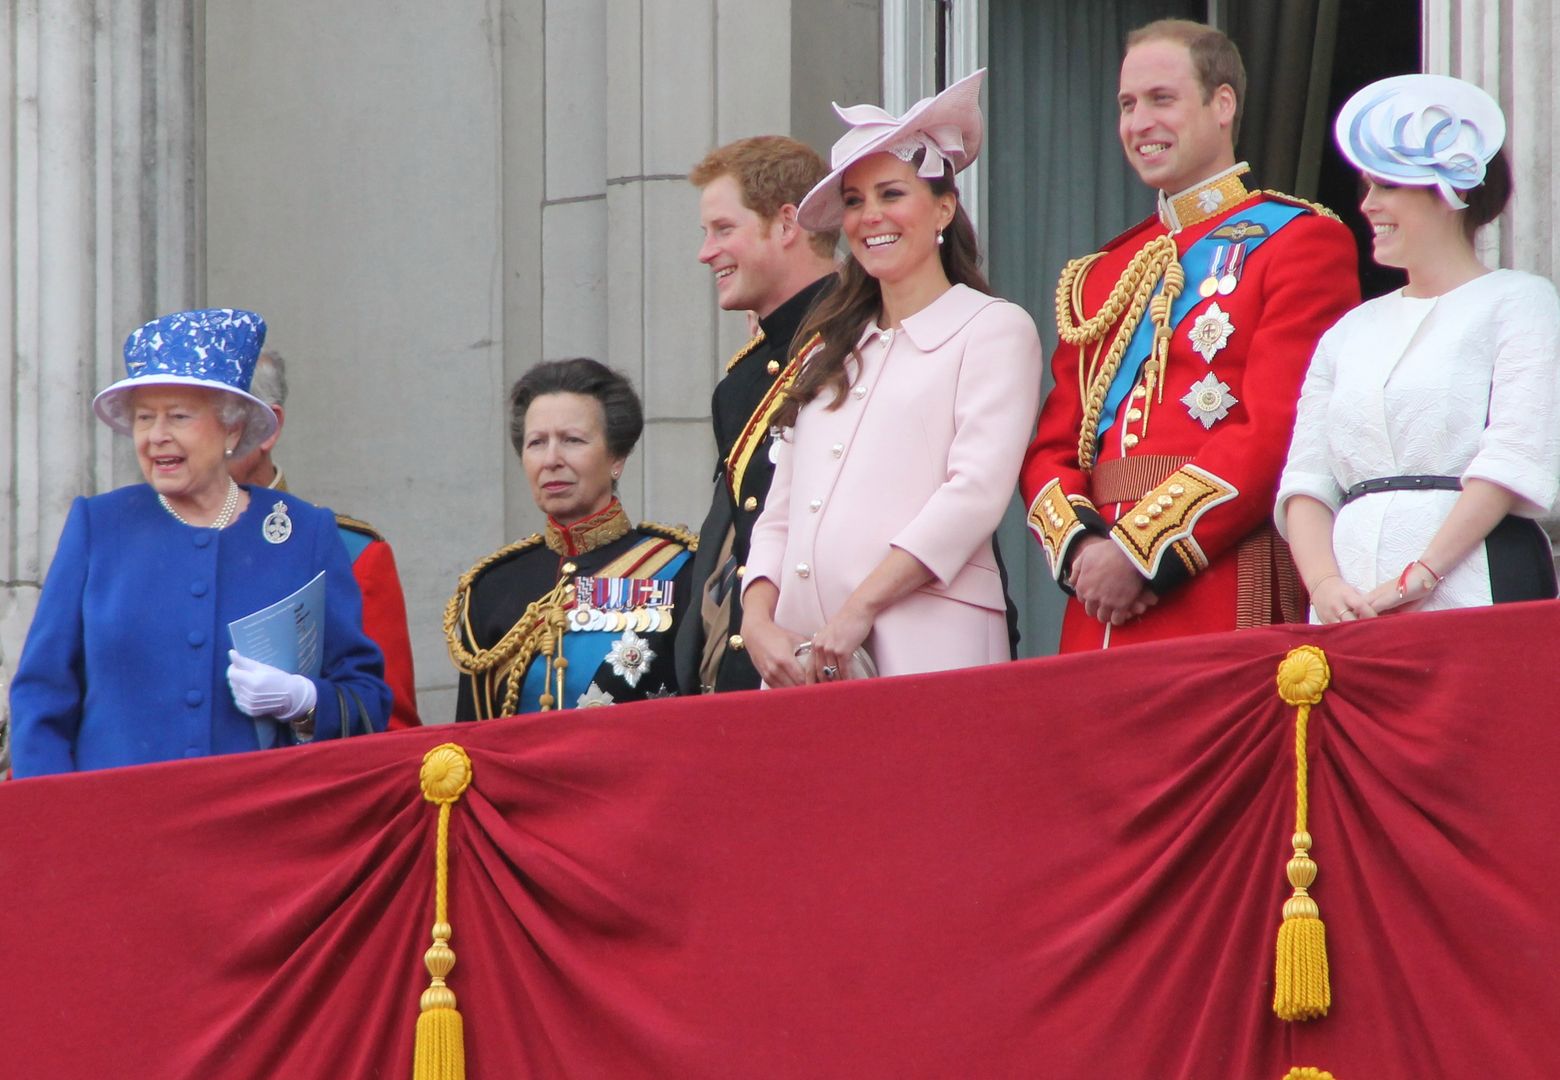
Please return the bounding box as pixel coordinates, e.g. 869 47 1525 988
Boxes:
566 580 676 634
1197 240 1246 298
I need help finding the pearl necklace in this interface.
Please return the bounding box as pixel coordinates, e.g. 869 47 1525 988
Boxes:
159 479 241 530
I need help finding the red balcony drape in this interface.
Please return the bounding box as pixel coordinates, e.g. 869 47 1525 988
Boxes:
3 602 1557 1078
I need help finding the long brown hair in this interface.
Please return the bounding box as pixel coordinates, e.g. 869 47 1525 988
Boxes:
775 157 990 428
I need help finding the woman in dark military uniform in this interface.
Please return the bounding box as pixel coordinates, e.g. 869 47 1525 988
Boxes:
447 358 695 719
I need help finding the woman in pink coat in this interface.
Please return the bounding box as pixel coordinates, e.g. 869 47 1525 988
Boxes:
740 70 1043 686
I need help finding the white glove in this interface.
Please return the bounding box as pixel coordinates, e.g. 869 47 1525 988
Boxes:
226 650 318 721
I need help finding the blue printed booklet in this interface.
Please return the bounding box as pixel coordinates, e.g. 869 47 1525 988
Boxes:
228 570 326 678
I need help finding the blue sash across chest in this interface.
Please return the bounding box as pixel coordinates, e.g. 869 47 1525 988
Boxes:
1096 200 1308 441
518 548 690 709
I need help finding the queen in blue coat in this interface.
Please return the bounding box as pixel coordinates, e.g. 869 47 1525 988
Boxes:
8 309 390 777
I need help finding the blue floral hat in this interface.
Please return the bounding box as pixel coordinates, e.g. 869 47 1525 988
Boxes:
1335 74 1506 210
92 308 278 455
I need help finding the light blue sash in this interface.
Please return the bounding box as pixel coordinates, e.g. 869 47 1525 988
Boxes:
1096 200 1308 441
519 548 691 710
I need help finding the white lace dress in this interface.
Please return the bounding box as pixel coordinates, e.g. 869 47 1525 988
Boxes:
1276 269 1560 616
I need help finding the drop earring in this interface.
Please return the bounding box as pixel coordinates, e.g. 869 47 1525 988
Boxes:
936 230 944 246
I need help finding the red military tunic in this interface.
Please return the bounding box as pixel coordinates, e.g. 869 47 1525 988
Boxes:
1021 169 1359 651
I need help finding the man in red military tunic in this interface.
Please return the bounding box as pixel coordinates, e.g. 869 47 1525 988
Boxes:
1021 18 1360 651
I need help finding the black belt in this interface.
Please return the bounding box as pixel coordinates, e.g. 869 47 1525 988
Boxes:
1340 474 1462 506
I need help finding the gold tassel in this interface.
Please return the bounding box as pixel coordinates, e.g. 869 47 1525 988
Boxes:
413 744 474 1080
1281 1070 1336 1079
1273 646 1332 1021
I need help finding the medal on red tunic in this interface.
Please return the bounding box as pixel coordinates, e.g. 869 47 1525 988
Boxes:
1198 244 1229 299
1218 241 1247 295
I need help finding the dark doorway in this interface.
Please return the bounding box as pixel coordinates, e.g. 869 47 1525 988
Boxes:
1316 0 1428 298
1316 0 1422 297
1227 0 1420 298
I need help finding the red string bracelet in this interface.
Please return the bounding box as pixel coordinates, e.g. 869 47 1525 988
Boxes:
1396 559 1445 598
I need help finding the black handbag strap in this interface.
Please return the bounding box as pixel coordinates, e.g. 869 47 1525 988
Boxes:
334 685 377 739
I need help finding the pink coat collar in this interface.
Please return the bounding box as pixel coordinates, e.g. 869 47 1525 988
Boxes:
859 284 1002 353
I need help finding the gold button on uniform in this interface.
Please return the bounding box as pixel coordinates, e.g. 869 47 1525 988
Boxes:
1168 483 1185 496
1126 408 1142 422
735 564 745 578
766 360 780 375
1123 434 1140 449
561 562 578 574
743 496 758 511
728 634 745 651
1132 385 1147 400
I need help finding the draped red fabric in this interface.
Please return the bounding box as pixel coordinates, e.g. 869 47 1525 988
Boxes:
4 602 1559 1079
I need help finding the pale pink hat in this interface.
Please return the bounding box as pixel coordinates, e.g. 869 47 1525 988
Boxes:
797 69 986 231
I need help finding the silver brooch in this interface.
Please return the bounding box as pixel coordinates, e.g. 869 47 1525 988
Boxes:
1181 373 1238 429
576 682 616 708
1197 187 1225 214
605 630 655 688
262 501 293 544
1187 302 1235 363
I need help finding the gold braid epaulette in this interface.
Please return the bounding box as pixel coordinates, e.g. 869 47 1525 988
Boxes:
335 513 384 542
637 521 698 551
1261 190 1341 221
444 533 571 716
725 329 766 373
1055 234 1183 471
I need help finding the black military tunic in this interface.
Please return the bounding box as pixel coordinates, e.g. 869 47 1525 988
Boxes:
675 275 835 694
448 500 695 720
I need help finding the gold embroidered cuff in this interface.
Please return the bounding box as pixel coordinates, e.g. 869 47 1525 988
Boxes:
1110 465 1237 578
1027 480 1099 580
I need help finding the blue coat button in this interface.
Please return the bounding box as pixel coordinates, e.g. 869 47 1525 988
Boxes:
193 532 212 549
188 630 207 647
185 689 204 707
190 581 209 597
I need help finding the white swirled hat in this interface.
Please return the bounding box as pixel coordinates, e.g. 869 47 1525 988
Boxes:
797 69 985 231
1335 73 1505 210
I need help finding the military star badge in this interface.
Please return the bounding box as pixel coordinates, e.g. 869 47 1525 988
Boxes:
1187 302 1235 363
1181 372 1238 429
576 682 616 708
606 630 656 688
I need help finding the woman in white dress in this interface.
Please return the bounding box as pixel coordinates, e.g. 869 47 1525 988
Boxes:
1276 74 1560 623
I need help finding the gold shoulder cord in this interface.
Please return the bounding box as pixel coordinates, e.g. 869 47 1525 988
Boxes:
638 521 698 550
1262 190 1340 221
1055 234 1183 471
444 536 573 716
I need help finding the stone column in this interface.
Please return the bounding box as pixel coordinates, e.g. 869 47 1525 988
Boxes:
0 0 203 675
1425 0 1558 275
1426 0 1560 561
